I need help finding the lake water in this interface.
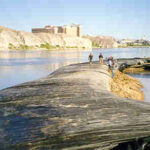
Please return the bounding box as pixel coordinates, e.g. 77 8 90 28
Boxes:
0 48 150 101
129 72 150 103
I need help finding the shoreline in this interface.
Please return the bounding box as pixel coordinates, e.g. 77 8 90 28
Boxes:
0 47 92 51
92 46 150 50
1 46 150 51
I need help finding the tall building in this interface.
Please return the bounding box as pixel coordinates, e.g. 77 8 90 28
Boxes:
32 24 82 37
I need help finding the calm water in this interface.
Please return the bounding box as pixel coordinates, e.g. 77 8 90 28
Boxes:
129 73 150 103
0 48 150 101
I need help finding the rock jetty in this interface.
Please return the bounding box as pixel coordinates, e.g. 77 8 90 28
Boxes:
0 62 150 149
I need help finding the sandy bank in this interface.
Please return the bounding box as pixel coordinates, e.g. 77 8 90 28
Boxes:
110 70 144 101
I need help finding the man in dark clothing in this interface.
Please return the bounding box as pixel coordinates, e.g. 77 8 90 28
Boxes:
89 53 93 64
99 53 103 65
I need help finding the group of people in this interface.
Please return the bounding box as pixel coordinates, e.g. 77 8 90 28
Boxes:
88 53 118 69
89 53 104 65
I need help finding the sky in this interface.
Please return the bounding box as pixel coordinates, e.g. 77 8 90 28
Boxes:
0 0 150 40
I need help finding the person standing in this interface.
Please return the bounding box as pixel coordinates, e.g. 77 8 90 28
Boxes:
110 56 114 67
107 57 112 70
88 53 93 64
99 53 103 65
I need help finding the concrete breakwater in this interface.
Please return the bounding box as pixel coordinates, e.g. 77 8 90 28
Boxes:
1 61 150 149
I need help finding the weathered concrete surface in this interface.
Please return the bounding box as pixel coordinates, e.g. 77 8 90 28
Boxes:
1 62 150 149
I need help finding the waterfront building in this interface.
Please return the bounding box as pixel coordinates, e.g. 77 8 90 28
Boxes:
32 24 82 37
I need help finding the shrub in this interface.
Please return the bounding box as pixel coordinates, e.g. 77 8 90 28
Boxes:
19 44 30 50
40 43 53 49
9 43 14 49
56 45 60 48
92 42 101 48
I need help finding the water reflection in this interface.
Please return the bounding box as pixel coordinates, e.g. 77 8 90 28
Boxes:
0 50 85 90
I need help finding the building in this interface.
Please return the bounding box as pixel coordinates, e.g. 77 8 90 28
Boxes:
32 24 82 37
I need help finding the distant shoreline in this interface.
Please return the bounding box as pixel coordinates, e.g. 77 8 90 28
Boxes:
0 47 92 52
1 46 150 51
118 45 150 48
77 46 150 49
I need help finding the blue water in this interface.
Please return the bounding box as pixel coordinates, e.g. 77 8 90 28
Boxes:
129 72 150 103
0 48 150 101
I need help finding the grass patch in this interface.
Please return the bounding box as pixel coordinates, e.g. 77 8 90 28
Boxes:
9 43 17 49
19 44 30 50
9 43 32 50
40 43 54 50
66 46 78 48
92 42 102 48
56 45 60 48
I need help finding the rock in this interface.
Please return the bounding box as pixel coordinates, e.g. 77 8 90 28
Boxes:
117 58 150 73
84 35 118 48
0 26 92 50
118 63 129 72
1 62 150 149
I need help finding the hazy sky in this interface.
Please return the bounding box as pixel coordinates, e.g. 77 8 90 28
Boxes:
0 0 150 39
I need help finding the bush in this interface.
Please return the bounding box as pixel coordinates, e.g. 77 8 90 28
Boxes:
40 43 52 49
127 43 134 47
9 43 17 49
9 43 31 50
92 42 101 48
56 45 60 48
19 44 30 50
